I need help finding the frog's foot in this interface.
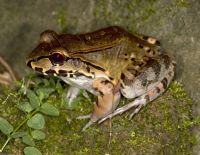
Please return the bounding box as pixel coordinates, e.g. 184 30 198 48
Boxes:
66 86 80 107
98 96 144 124
77 114 95 131
82 119 96 131
77 113 99 131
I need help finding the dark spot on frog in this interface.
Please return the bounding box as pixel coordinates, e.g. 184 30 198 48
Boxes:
45 69 56 74
156 86 161 93
142 36 149 40
68 70 73 73
91 72 95 75
155 40 161 46
86 66 90 73
138 44 143 48
120 83 125 89
122 78 133 86
121 73 125 80
100 80 110 85
138 62 145 67
59 70 68 73
139 72 148 87
74 71 85 77
161 77 168 89
35 67 43 72
93 87 98 92
146 58 161 79
99 91 104 97
146 49 151 53
168 71 172 76
131 58 135 61
109 76 114 80
162 55 171 69
144 95 150 102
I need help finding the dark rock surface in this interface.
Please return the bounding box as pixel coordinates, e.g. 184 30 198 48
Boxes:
0 0 199 153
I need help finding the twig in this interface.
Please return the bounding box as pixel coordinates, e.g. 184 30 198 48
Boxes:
0 55 17 81
0 74 12 85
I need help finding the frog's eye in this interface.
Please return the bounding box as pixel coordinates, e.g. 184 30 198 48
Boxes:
51 53 65 64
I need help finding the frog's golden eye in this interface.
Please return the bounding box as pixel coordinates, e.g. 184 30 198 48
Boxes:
50 53 65 64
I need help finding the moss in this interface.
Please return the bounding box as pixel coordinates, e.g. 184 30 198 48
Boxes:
0 74 198 154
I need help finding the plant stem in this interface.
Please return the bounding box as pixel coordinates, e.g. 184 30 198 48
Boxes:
0 137 11 152
0 109 39 152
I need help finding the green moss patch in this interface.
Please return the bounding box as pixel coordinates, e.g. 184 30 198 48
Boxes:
0 75 198 154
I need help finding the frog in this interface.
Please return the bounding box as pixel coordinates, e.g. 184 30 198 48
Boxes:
26 26 176 131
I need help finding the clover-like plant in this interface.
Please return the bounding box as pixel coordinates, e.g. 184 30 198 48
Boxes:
0 76 63 155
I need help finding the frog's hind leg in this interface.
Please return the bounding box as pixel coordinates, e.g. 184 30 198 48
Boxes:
78 78 121 131
99 55 176 124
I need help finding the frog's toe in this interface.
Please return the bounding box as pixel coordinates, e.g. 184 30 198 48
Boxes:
82 120 96 131
129 104 143 120
76 114 91 120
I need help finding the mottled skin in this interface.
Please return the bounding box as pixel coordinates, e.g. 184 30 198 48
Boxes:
26 26 175 130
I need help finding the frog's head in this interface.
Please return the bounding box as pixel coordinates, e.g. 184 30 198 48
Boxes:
26 30 76 76
26 30 97 78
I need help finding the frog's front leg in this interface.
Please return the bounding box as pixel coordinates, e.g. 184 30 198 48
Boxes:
66 86 80 107
79 78 121 131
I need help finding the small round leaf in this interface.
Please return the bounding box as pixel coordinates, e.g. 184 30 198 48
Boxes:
27 90 40 108
31 130 46 140
27 114 45 129
17 102 33 113
40 103 59 116
0 117 13 135
22 135 35 146
11 131 27 138
36 88 55 101
24 147 42 155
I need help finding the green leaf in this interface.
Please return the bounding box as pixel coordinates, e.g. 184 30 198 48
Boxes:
22 135 35 146
0 117 13 135
27 90 40 108
11 131 27 138
43 78 50 86
24 147 42 155
31 130 46 140
36 88 55 101
17 102 34 113
40 103 59 116
27 114 45 129
49 77 56 86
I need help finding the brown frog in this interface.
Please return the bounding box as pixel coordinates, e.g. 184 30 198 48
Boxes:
26 26 175 130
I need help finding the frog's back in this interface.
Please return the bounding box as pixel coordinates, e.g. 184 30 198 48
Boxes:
60 26 128 53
